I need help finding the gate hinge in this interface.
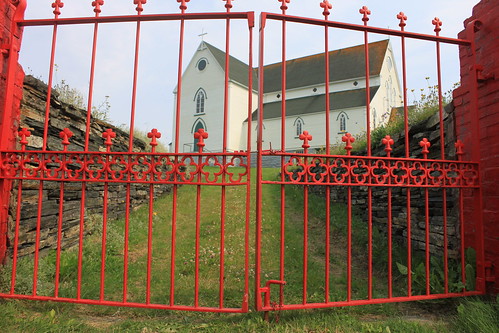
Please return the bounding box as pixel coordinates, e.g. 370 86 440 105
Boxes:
485 261 495 283
259 280 286 309
471 64 495 82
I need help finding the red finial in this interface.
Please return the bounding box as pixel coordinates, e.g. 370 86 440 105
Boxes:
278 0 290 12
419 138 431 158
299 130 313 150
320 0 332 18
342 133 355 155
134 0 146 13
223 0 233 10
52 0 64 16
18 128 31 148
359 6 371 23
382 135 394 155
432 17 442 33
147 128 161 149
92 0 104 14
455 140 464 158
102 128 116 149
194 128 209 151
177 0 190 11
397 12 407 29
59 128 73 148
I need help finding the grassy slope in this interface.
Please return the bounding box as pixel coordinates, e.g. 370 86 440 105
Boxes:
0 167 494 332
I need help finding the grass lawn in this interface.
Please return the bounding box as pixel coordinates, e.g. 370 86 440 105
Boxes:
0 167 497 332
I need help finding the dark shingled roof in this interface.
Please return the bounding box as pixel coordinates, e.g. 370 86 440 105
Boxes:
203 40 389 93
204 42 258 90
262 40 389 93
247 86 380 121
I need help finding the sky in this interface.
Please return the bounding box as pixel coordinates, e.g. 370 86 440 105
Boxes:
19 0 478 147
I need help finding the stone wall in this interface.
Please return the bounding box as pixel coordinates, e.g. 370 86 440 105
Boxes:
307 104 460 257
8 76 172 257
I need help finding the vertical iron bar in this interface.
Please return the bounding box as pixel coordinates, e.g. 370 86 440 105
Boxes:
170 10 187 306
255 13 266 311
400 15 412 297
124 10 144 303
279 7 287 307
362 10 373 300
435 30 449 294
219 7 233 308
123 180 130 302
10 147 25 294
54 144 68 298
323 14 331 304
146 161 155 304
387 182 393 298
100 160 109 301
243 19 254 312
347 173 352 302
78 8 101 299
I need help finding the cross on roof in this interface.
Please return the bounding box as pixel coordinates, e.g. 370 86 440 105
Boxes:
198 29 208 41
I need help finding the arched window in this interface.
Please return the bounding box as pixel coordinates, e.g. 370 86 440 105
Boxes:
194 88 207 114
294 118 304 137
337 112 348 133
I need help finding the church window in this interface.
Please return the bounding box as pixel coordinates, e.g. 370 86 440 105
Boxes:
197 58 208 71
337 112 348 133
194 88 207 114
294 118 304 137
387 56 393 71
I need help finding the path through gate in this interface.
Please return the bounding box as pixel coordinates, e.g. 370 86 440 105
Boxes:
0 0 486 314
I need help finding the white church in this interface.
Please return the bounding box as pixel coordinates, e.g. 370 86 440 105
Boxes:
171 39 402 153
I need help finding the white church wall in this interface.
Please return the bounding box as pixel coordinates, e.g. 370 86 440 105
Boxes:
252 107 367 152
227 82 257 152
262 77 381 105
172 47 227 152
376 43 403 127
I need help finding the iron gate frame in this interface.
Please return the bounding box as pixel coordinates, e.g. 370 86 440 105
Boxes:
254 5 486 312
0 0 487 314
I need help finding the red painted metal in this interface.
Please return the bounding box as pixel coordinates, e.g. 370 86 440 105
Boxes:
0 0 253 314
322 1 331 304
255 3 485 312
0 0 487 314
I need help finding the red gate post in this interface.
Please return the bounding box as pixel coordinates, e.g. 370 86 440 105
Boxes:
0 0 26 264
453 0 499 294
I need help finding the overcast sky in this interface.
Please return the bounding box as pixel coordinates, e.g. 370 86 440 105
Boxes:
20 0 478 146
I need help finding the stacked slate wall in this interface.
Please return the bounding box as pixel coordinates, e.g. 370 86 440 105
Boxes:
308 104 460 257
8 76 172 257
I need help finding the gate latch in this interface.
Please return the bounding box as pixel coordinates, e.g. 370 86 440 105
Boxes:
259 280 286 309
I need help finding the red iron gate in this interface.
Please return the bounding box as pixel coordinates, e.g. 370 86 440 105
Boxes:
0 0 486 314
254 2 485 311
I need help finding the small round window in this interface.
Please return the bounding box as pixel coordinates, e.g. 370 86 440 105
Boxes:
197 59 207 71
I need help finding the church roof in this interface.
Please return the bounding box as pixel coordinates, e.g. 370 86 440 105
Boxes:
204 42 259 90
262 40 389 93
203 39 389 93
246 86 380 121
